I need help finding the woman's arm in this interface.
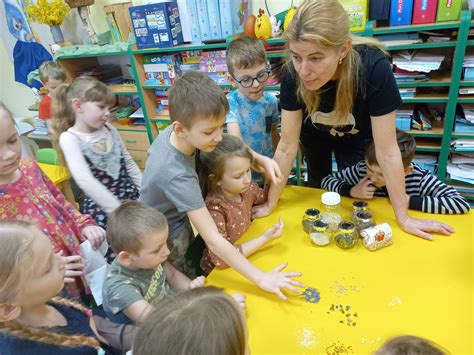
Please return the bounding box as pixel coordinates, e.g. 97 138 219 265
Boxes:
253 109 303 218
188 207 303 300
371 112 453 239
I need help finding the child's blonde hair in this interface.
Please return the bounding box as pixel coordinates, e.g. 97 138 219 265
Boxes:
38 61 67 84
168 71 229 127
0 221 100 349
52 75 116 140
226 36 267 75
283 0 387 126
106 201 168 255
133 286 246 355
198 134 253 197
376 335 448 355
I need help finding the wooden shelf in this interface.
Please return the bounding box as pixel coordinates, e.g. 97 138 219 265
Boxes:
371 19 461 34
457 95 474 103
27 132 51 141
28 103 39 112
402 93 449 103
406 121 446 138
56 50 128 60
109 120 147 132
451 132 474 139
386 41 457 50
414 138 442 152
131 42 227 54
397 72 452 88
109 84 138 95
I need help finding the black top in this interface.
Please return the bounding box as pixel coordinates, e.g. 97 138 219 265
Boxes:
280 45 402 146
0 303 97 355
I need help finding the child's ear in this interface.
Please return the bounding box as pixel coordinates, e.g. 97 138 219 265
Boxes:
117 251 133 267
71 98 82 112
172 121 186 137
0 303 21 322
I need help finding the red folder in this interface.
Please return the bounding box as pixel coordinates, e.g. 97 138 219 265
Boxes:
412 0 438 24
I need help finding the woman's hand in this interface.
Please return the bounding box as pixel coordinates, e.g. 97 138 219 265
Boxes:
399 216 454 240
82 225 106 249
253 155 282 185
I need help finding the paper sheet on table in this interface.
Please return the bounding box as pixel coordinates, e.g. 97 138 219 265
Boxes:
80 240 109 306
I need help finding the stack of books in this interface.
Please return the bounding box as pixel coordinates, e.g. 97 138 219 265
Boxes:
395 106 414 130
392 51 444 73
399 88 416 99
393 66 429 84
199 50 229 85
451 139 474 153
455 104 474 133
462 54 474 80
143 54 182 86
31 117 49 136
447 154 474 185
413 154 437 174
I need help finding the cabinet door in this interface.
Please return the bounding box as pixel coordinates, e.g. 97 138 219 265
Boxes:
119 131 150 151
128 149 148 169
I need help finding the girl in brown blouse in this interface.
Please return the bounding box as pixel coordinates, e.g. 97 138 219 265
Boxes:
199 134 284 275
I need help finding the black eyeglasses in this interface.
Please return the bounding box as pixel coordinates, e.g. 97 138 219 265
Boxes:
230 69 271 88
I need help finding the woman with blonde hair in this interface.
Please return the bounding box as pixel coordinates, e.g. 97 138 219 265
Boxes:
254 0 453 240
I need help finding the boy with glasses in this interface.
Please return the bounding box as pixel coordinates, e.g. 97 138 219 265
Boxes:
226 36 280 184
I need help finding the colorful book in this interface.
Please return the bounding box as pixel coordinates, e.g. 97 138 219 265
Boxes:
219 0 250 38
389 0 414 26
196 0 211 41
412 0 438 24
369 0 390 20
207 0 222 39
436 0 462 22
339 0 368 32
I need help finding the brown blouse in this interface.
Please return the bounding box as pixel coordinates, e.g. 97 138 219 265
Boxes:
200 182 267 274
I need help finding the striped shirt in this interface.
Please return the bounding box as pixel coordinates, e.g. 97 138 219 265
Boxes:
321 161 470 215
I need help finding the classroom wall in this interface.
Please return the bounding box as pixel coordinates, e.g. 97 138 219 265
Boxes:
0 0 300 117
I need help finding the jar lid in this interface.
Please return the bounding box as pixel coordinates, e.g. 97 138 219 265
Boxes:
353 200 368 209
338 221 355 230
356 211 373 221
313 220 328 231
305 208 320 217
321 192 341 206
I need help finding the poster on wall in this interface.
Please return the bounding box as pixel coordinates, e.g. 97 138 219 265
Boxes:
0 0 52 88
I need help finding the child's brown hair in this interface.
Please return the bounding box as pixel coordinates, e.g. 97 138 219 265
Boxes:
106 200 168 254
168 71 229 127
0 221 100 349
365 129 416 168
133 286 247 355
376 335 448 355
226 36 267 75
198 134 253 197
39 61 67 84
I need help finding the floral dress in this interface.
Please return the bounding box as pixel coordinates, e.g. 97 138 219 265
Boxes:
0 158 95 296
69 126 140 228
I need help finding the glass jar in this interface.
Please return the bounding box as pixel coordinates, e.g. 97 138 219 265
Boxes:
309 220 331 246
334 221 358 249
354 211 376 237
321 192 342 232
350 200 369 222
302 208 321 234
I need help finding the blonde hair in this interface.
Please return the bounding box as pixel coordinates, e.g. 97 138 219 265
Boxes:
376 335 448 355
198 134 253 197
38 61 67 84
52 76 116 151
106 201 168 254
226 36 267 74
0 221 100 350
133 286 246 355
284 0 387 125
168 71 229 127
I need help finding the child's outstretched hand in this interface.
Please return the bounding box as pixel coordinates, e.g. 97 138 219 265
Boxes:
263 217 284 241
82 225 106 249
58 252 84 283
350 176 376 199
257 262 304 300
231 293 247 309
189 276 206 289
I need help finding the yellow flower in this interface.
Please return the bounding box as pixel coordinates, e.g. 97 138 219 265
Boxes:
24 0 70 26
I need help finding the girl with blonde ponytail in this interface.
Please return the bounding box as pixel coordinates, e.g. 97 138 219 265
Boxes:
52 76 142 228
256 0 454 240
0 221 101 354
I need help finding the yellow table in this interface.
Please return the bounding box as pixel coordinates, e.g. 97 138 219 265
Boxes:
38 162 76 205
206 186 473 354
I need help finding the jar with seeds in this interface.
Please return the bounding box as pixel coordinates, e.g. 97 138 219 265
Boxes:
350 200 369 222
321 192 342 232
309 220 331 246
354 211 375 237
334 221 358 249
302 208 321 234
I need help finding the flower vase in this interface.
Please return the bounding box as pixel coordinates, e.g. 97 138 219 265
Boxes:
50 25 64 44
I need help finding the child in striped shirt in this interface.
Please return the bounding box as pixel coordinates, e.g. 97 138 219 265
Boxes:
321 130 470 214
